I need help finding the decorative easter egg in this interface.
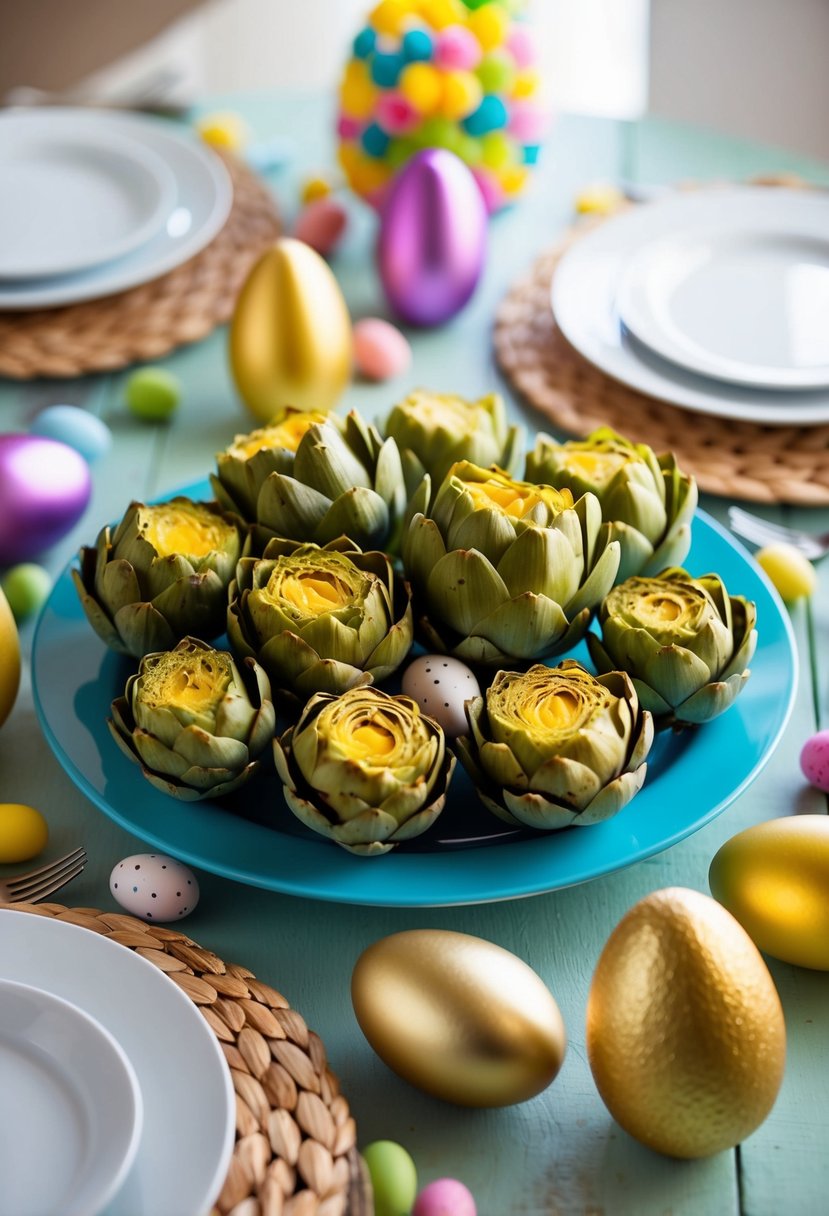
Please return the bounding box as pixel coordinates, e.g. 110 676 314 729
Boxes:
1 564 51 623
0 587 20 730
710 815 829 970
230 237 353 422
293 196 348 257
0 434 92 565
378 149 486 326
756 543 816 601
0 804 48 864
353 317 412 380
110 853 200 922
337 1 548 213
414 1179 477 1216
401 654 480 736
352 928 566 1107
125 367 182 422
30 405 112 463
801 729 829 792
587 887 786 1158
362 1141 418 1216
195 110 250 151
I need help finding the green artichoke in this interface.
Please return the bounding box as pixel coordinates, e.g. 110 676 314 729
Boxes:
402 461 620 665
228 537 413 699
109 637 276 800
253 409 407 553
383 390 524 497
72 498 243 658
456 660 653 830
587 567 757 727
274 686 455 856
210 406 332 520
525 428 698 582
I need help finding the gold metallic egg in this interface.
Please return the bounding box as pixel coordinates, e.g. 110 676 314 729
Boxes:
229 237 352 423
710 815 829 970
586 887 786 1158
351 929 566 1107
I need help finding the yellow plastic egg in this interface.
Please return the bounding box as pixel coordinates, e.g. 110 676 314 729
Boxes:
352 929 567 1107
229 237 352 423
755 543 816 601
0 804 48 864
0 586 20 730
587 887 786 1158
710 815 829 970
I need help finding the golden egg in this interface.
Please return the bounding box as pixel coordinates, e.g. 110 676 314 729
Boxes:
0 586 20 730
586 887 786 1158
710 815 829 970
351 929 566 1107
229 237 352 423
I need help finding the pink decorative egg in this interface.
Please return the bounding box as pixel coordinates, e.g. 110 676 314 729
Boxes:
294 196 348 257
801 730 829 792
413 1178 477 1216
353 317 412 381
0 434 91 565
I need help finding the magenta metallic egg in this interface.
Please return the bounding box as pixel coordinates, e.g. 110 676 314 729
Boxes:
0 434 92 564
377 149 487 327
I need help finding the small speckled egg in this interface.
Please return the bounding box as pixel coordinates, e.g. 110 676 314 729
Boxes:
1 564 52 622
110 854 199 921
0 803 48 864
402 655 480 737
30 404 112 463
414 1178 477 1216
353 317 412 381
362 1141 417 1216
125 368 182 422
756 543 816 601
293 196 348 257
801 729 829 792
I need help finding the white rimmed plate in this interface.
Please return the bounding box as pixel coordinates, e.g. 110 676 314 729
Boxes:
552 187 829 425
0 978 143 1216
0 911 235 1216
0 119 177 280
0 109 232 311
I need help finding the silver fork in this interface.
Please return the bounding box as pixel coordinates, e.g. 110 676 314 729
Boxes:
728 507 829 561
0 847 87 905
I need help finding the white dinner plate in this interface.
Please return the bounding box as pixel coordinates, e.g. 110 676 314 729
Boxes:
0 978 143 1216
0 109 232 311
552 187 829 426
0 119 177 280
0 911 235 1216
615 191 829 389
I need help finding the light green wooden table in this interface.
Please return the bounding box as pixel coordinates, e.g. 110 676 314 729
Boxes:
2 95 828 1216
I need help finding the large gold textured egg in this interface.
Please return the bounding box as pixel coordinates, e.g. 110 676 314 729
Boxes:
351 929 566 1107
710 815 829 970
229 237 352 422
586 887 785 1158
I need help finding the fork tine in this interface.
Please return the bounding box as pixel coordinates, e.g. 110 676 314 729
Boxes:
729 510 795 544
11 858 87 904
4 847 86 891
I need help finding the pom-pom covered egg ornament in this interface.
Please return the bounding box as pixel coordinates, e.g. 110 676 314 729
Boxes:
0 434 92 565
337 0 548 214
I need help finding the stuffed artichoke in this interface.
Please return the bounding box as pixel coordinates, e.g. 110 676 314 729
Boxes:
456 661 653 829
109 637 275 800
402 462 620 665
274 686 455 856
587 568 757 727
526 428 697 582
228 537 412 699
72 498 243 658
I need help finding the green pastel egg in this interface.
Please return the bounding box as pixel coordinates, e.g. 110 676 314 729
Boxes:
362 1140 418 1216
125 367 182 422
1 564 52 622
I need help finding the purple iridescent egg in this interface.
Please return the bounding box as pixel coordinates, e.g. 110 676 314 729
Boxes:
0 434 91 564
377 149 487 327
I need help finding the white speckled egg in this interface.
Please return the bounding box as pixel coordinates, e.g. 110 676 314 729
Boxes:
401 655 481 737
110 853 199 922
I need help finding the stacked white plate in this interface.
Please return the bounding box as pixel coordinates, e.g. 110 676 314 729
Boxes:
551 186 829 426
0 911 235 1216
0 108 233 310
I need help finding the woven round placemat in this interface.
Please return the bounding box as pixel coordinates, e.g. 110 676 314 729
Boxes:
494 224 829 505
4 901 371 1216
0 151 282 380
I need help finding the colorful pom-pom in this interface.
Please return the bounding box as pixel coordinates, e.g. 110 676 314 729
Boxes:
440 70 483 119
435 25 482 70
463 93 508 134
377 93 420 134
402 28 434 62
341 59 378 119
353 26 377 58
467 3 509 50
399 62 444 113
362 122 392 158
372 51 405 88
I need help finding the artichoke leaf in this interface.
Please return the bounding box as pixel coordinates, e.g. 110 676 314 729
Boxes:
112 601 177 658
257 473 332 537
426 550 509 638
677 671 751 724
502 789 579 830
576 766 647 825
316 487 389 549
469 592 571 661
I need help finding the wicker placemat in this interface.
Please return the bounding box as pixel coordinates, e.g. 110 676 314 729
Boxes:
494 225 829 506
4 902 371 1216
0 151 282 380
